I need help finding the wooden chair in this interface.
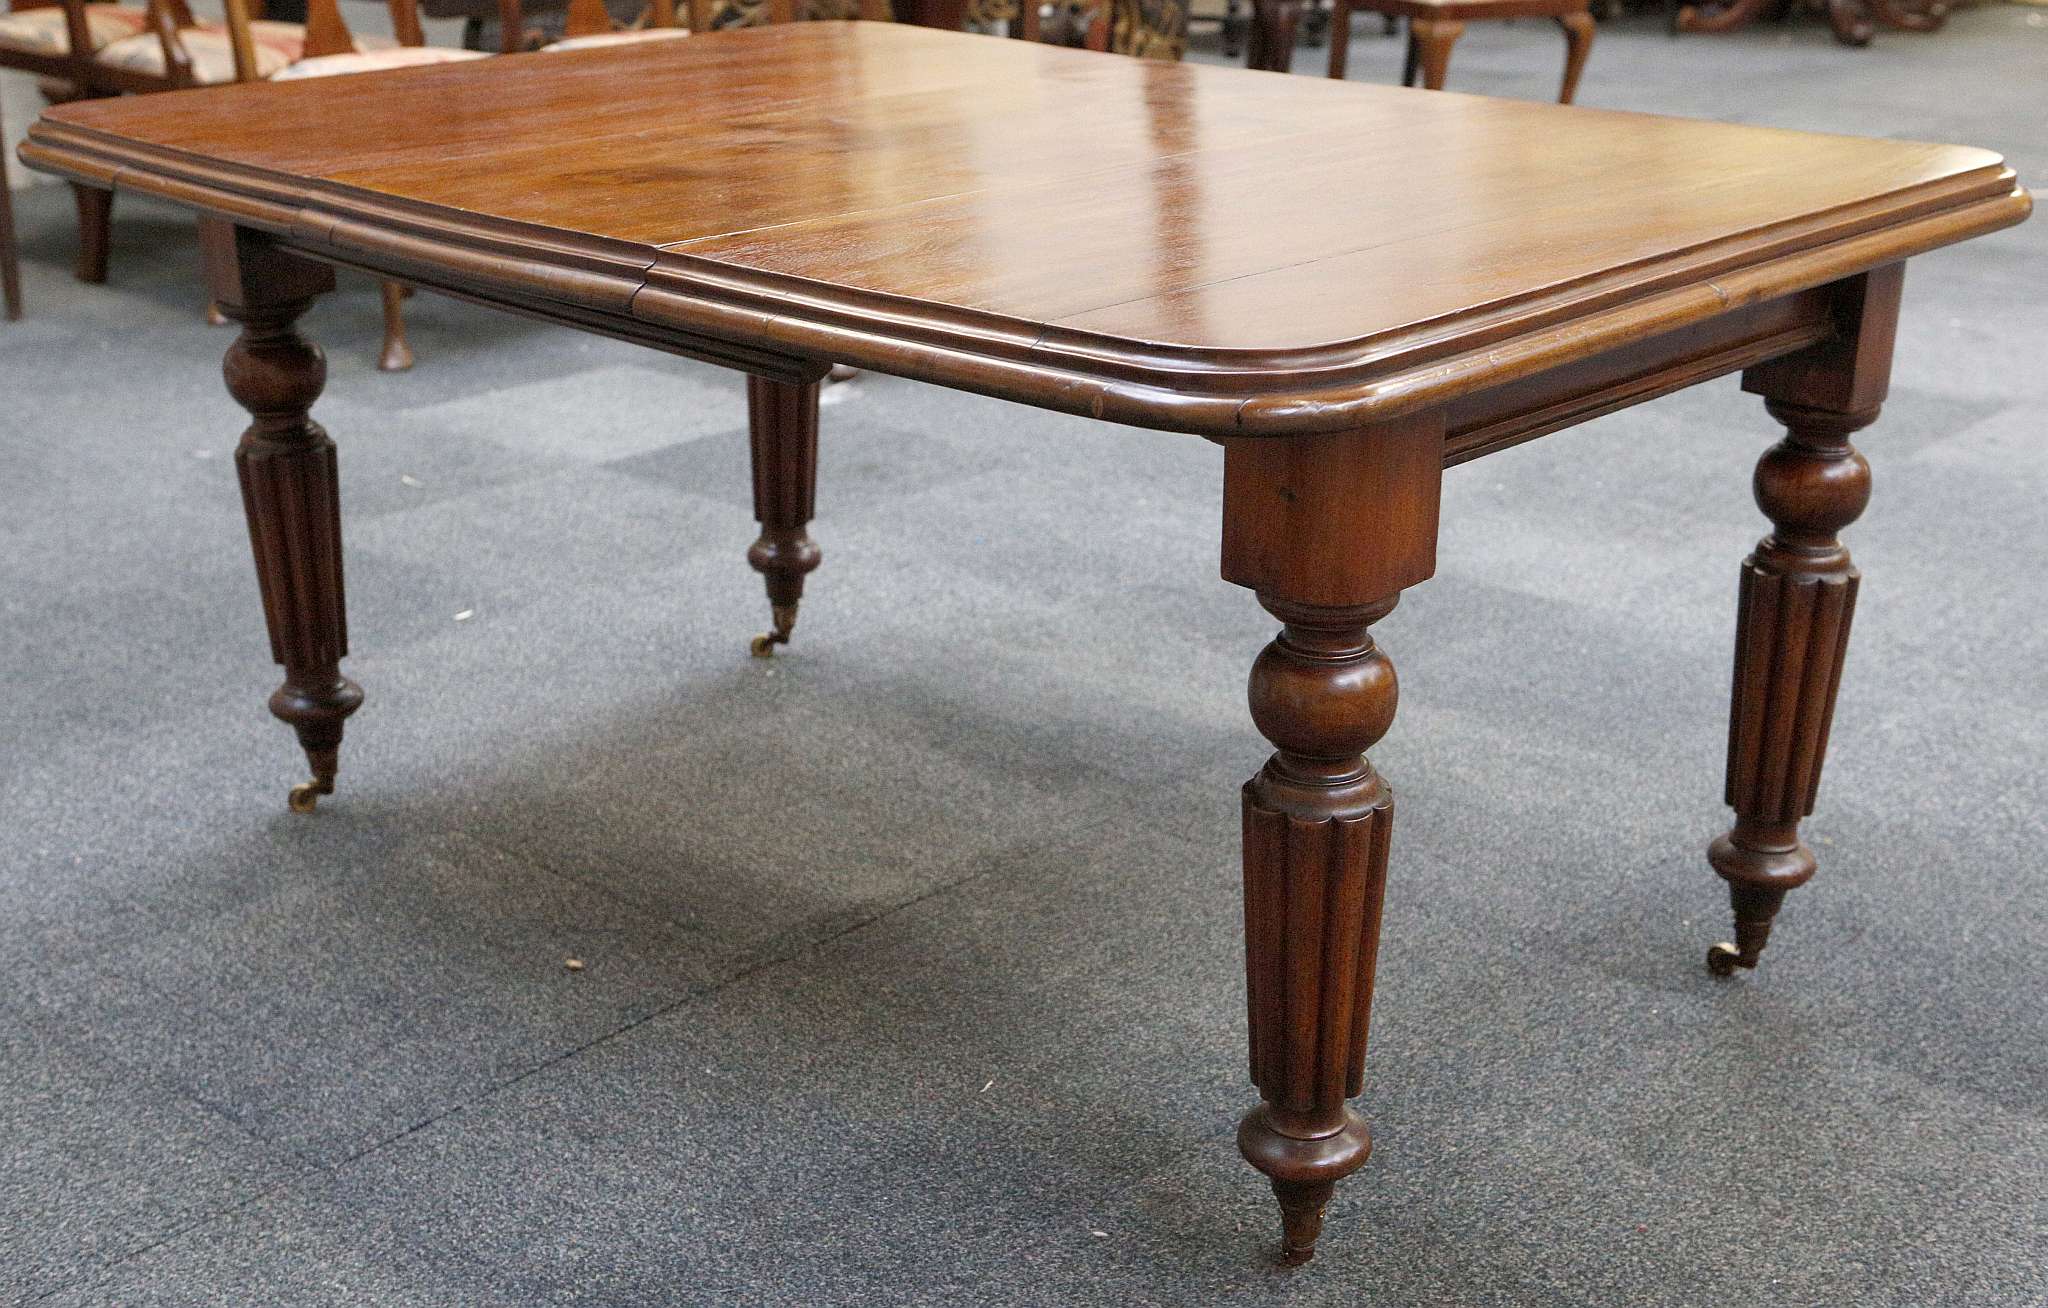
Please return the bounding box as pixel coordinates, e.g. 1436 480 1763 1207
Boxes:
1324 0 1594 102
198 0 489 366
0 0 481 361
1 0 185 284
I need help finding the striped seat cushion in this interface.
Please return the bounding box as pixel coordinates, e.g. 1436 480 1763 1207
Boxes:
95 19 395 83
542 26 689 51
0 4 146 54
269 44 489 79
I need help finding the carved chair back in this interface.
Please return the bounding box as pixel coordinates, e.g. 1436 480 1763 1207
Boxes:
216 0 427 80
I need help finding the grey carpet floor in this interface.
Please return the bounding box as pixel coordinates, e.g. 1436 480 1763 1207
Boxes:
2 7 2045 1305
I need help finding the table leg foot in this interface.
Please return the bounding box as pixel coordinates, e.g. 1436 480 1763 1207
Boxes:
746 376 822 657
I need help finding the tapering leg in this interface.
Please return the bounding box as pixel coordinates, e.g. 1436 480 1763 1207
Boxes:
378 281 415 373
1409 18 1462 89
1220 415 1443 1264
746 375 822 657
1 155 21 321
1708 266 1899 974
203 222 359 813
1401 26 1419 84
1239 594 1398 1264
71 183 111 285
1555 9 1594 103
1324 0 1351 77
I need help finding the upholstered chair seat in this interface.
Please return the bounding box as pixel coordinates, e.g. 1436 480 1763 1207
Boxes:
541 24 687 48
0 3 146 53
96 18 396 81
269 42 488 78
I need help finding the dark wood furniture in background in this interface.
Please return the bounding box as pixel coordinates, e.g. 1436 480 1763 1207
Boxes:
0 0 482 363
22 22 2029 1267
1323 0 1592 100
1675 0 1947 47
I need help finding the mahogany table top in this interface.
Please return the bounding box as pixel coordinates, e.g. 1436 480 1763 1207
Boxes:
23 21 2027 434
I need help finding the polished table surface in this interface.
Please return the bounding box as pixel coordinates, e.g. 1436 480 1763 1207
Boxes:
23 23 2025 433
21 20 2030 1269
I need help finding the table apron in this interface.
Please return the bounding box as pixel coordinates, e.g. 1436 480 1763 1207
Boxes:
1443 285 1836 466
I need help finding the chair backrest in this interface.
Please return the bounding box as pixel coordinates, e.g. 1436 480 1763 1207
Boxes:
1010 0 1186 57
685 0 893 32
218 0 426 81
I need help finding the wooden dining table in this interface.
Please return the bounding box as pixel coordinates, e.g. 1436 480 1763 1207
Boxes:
19 21 2028 1267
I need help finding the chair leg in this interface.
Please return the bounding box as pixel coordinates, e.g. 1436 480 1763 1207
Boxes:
377 280 415 372
1556 10 1595 103
70 183 111 285
1401 25 1419 83
1409 17 1461 89
1325 0 1352 76
1 166 22 322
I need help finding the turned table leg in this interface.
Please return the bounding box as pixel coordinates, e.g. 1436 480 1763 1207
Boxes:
203 222 361 813
1239 593 1398 1263
1708 266 1899 974
71 183 111 285
1409 18 1462 90
746 376 822 657
1556 10 1595 103
1220 416 1443 1263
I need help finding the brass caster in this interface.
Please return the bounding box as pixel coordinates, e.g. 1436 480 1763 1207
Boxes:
287 779 333 813
750 603 799 658
1706 942 1753 976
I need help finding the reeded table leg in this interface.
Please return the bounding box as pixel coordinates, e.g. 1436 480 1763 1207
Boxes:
1707 266 1900 974
204 223 361 813
746 376 822 657
1220 416 1443 1263
1239 594 1398 1264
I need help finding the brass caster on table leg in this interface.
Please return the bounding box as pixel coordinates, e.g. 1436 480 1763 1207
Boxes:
287 778 334 813
1705 941 1755 976
750 603 798 658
